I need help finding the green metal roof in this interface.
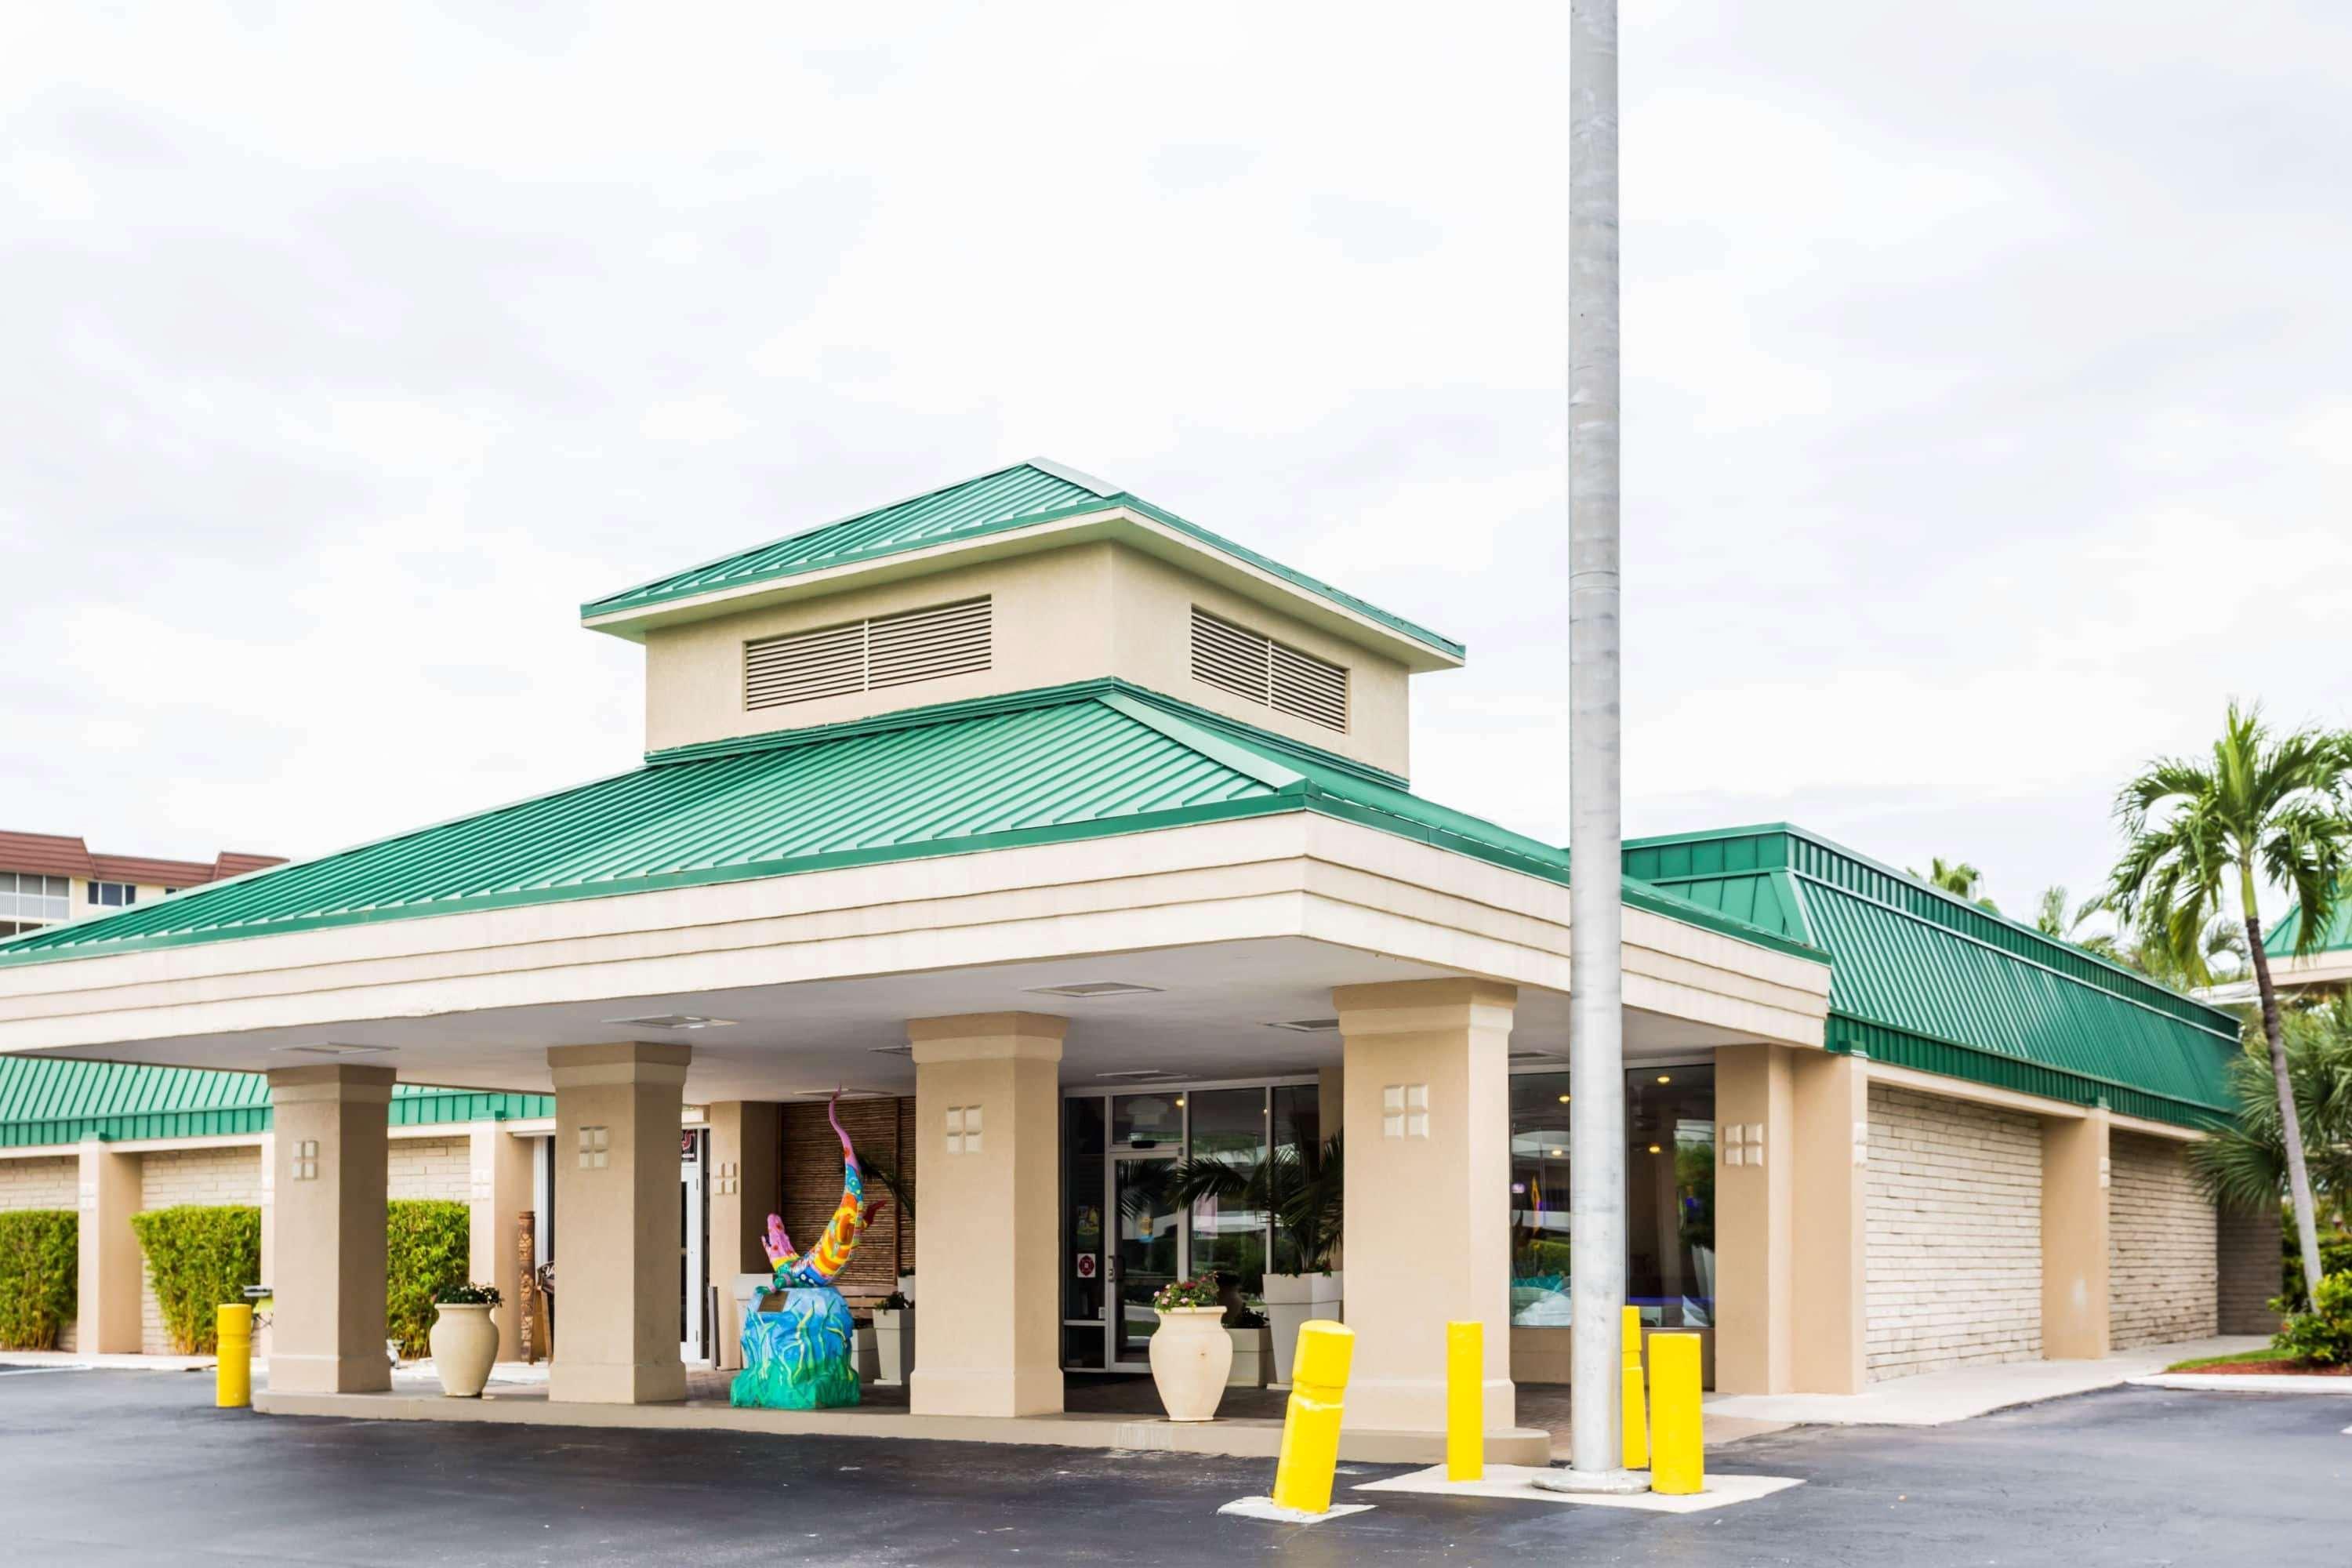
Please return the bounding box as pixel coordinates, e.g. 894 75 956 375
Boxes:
2261 891 2352 958
579 459 1466 662
1624 825 2241 1127
0 680 1817 971
0 1054 550 1149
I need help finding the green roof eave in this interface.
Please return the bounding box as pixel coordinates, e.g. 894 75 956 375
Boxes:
2261 890 2352 958
0 680 1818 974
577 462 1465 665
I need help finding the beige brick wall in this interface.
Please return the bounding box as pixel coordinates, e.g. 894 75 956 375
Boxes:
139 1145 263 1355
0 1155 77 1211
388 1136 471 1203
2109 1132 2217 1348
1 1156 79 1349
1865 1085 2043 1380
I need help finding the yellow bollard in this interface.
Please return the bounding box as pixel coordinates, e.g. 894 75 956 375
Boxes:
1621 1305 1649 1470
1649 1330 1703 1495
216 1304 253 1409
1445 1319 1483 1481
1269 1320 1355 1514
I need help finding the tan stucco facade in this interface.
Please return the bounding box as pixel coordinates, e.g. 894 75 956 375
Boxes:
549 1042 690 1405
641 539 1414 775
1334 978 1516 1435
906 1014 1065 1418
266 1065 393 1394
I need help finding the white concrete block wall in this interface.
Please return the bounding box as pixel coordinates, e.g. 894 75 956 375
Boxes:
0 1156 77 1210
0 1156 80 1351
1865 1085 2043 1380
2109 1132 2217 1348
387 1136 472 1203
138 1145 263 1355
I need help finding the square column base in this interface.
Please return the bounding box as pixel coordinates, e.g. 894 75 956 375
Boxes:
1345 1374 1514 1438
269 1352 391 1396
906 1366 1064 1418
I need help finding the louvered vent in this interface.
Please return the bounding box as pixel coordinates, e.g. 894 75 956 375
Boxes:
1189 607 1348 732
746 597 991 711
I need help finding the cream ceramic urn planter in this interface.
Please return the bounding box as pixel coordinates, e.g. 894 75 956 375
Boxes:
1149 1307 1232 1421
428 1303 500 1398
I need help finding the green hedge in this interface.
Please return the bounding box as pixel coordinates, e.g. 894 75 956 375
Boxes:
0 1210 78 1351
130 1204 260 1353
2280 1226 2352 1312
387 1199 470 1357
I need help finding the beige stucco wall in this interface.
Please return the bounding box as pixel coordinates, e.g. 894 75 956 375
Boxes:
387 1136 470 1202
2108 1132 2217 1348
640 539 1413 775
138 1145 262 1355
1864 1085 2042 1380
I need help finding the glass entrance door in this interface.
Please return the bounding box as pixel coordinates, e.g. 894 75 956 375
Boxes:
680 1128 706 1363
1112 1151 1181 1367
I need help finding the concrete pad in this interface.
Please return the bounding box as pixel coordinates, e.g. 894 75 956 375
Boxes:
1703 1336 2269 1426
250 1386 1551 1464
1354 1464 1803 1512
1217 1496 1374 1524
2132 1374 2352 1395
0 1351 215 1373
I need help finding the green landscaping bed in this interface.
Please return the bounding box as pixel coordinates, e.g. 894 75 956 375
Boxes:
2165 1348 2349 1376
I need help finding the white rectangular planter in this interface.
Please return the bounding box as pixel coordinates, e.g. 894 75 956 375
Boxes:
873 1308 916 1386
1225 1325 1273 1388
1262 1271 1343 1386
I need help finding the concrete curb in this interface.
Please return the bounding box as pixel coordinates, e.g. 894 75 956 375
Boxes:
2130 1374 2352 1395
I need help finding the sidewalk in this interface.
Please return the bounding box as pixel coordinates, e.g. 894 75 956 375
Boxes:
0 1350 216 1373
1704 1335 2269 1426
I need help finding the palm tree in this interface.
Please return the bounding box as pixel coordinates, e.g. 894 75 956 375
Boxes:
2108 702 2352 1303
1914 857 1999 913
2033 885 2122 960
2189 997 2352 1304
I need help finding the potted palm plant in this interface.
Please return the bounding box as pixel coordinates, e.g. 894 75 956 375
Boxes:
428 1282 503 1397
1261 1131 1343 1386
1149 1275 1232 1421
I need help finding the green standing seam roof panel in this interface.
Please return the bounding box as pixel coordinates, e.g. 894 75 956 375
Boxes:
1626 825 2241 1127
0 1054 550 1149
2262 889 2352 958
0 681 1819 974
578 460 1468 662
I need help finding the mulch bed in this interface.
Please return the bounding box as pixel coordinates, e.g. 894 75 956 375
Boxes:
2176 1359 2350 1377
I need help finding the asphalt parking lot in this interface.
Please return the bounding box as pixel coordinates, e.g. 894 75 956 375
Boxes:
2 1367 2346 1565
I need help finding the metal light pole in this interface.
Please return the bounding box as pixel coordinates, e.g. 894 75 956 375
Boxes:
1566 0 1627 1479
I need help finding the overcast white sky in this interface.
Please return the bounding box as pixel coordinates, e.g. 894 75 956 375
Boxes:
5 2 2347 930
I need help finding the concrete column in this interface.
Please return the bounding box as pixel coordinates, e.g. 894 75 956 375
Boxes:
266 1065 394 1394
467 1124 533 1356
1712 1044 1794 1394
907 1013 1064 1417
74 1139 143 1355
2042 1108 2111 1359
1333 977 1515 1436
1789 1050 1868 1394
706 1102 782 1371
549 1042 690 1404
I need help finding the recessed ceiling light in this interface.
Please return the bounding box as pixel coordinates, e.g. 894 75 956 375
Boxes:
1266 1018 1341 1033
270 1043 390 1057
1556 1094 1571 1104
602 1014 739 1030
1023 982 1164 999
1648 1143 1663 1154
1657 1073 1672 1084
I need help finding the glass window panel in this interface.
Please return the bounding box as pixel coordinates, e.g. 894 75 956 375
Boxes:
1113 1156 1181 1359
1110 1093 1181 1150
1269 1084 1323 1275
1627 1066 1714 1328
1508 1072 1575 1326
1063 1098 1105 1328
1185 1087 1268 1298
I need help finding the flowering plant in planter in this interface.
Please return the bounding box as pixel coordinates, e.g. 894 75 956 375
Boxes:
434 1282 503 1307
1152 1275 1221 1312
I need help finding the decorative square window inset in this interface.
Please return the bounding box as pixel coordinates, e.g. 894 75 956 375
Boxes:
577 1126 611 1170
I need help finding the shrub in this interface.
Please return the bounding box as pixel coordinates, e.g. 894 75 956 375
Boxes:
0 1210 78 1351
2278 1228 2352 1313
387 1200 470 1356
2274 1272 2352 1367
130 1205 260 1353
